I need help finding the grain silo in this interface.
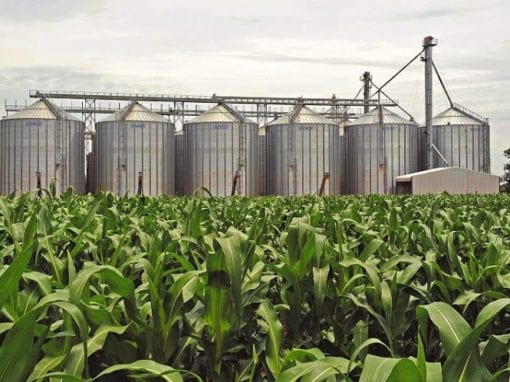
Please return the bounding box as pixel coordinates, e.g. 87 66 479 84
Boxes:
183 102 259 196
431 106 490 173
346 106 418 194
0 98 85 195
265 104 343 196
94 101 174 195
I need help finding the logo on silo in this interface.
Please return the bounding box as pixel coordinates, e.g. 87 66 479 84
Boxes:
25 121 42 128
131 123 145 129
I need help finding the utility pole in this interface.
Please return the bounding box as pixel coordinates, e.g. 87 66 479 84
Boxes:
361 71 372 114
423 36 437 169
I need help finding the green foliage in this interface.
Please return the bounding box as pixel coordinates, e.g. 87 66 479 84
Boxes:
0 192 509 381
503 147 510 192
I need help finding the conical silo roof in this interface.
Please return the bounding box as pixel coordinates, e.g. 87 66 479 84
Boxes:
268 104 336 125
348 107 415 126
187 103 252 124
100 101 168 123
4 98 79 121
432 106 485 125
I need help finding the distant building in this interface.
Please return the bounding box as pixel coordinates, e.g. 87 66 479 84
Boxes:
395 167 499 195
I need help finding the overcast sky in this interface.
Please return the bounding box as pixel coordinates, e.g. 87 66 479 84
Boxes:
0 0 508 174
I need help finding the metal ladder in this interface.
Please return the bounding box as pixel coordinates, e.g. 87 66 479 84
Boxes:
119 123 127 193
289 125 297 195
55 120 64 193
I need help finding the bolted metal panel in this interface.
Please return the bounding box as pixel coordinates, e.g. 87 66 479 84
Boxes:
94 120 175 195
265 111 343 196
346 108 418 194
0 115 85 196
183 120 259 196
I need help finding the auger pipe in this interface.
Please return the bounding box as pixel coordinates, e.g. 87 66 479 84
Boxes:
318 172 330 196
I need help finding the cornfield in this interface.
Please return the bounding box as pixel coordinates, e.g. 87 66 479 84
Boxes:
1 191 509 381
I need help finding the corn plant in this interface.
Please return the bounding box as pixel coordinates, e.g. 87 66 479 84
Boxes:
0 192 509 381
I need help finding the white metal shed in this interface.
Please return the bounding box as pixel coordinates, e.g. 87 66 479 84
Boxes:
395 167 499 195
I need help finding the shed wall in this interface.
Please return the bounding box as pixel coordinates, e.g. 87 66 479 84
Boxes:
400 168 499 194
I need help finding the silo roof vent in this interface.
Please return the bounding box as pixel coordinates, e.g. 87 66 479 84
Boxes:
187 102 252 124
433 106 487 125
268 104 337 125
348 107 415 126
5 98 79 121
100 101 168 123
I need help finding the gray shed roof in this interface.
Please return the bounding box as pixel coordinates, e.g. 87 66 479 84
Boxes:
186 103 253 124
100 101 168 123
433 107 486 126
348 107 415 126
268 105 337 126
4 99 79 121
395 167 462 182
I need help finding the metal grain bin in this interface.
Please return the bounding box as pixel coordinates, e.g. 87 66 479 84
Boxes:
183 103 259 196
346 107 418 194
94 101 174 195
432 106 490 173
0 99 85 195
265 104 343 196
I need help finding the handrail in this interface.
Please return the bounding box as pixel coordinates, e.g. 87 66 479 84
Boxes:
452 103 489 124
29 89 396 106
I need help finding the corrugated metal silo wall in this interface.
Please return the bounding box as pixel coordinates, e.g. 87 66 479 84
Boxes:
95 121 175 195
433 123 491 173
183 121 259 196
174 133 185 195
346 123 418 194
0 118 85 195
266 123 342 196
